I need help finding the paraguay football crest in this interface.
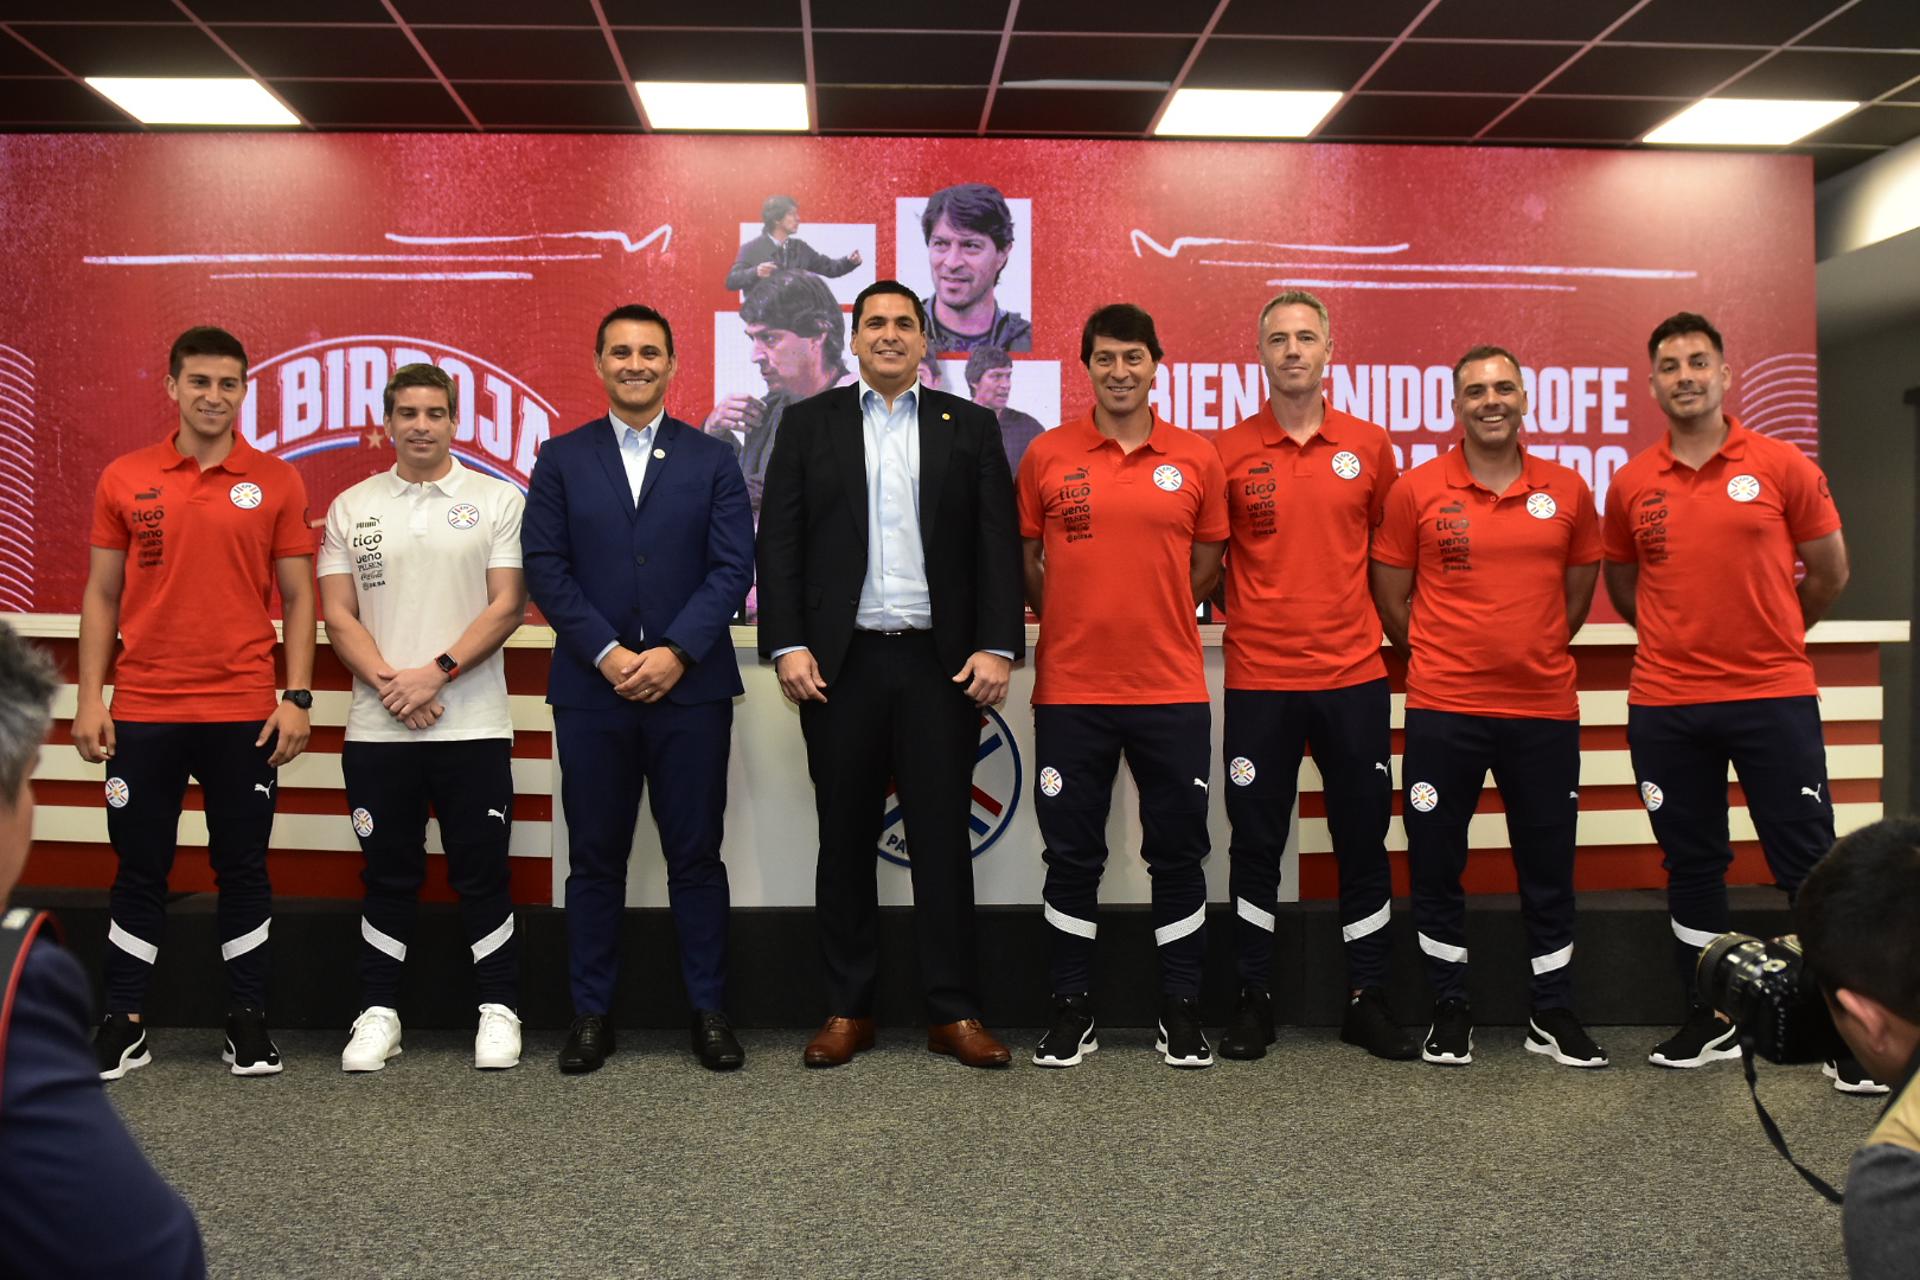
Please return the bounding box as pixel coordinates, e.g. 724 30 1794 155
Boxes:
877 707 1022 868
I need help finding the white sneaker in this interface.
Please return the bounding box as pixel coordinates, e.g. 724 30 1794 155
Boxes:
341 1006 402 1073
475 1003 522 1070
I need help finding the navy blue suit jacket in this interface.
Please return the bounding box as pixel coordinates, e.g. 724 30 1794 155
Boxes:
0 935 205 1278
523 413 754 709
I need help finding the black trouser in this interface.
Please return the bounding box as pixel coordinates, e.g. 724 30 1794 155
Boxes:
341 738 519 1010
1222 681 1394 992
1627 696 1834 998
1035 702 1212 998
103 720 276 1013
798 631 983 1023
1402 709 1580 1011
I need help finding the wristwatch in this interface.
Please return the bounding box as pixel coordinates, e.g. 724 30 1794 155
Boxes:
435 653 460 680
282 689 313 711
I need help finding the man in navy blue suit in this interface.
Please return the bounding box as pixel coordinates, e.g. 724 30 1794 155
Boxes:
522 305 755 1073
0 622 206 1276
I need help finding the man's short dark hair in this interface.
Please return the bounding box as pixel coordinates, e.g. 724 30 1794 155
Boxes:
0 621 57 802
1080 303 1163 365
1797 818 1920 1024
761 194 797 232
742 270 846 371
965 345 1012 392
1452 344 1524 391
921 182 1015 251
852 279 929 334
595 304 675 358
168 326 248 380
1647 311 1724 362
383 363 458 421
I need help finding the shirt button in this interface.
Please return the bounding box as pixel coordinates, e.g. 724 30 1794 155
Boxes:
635 553 648 566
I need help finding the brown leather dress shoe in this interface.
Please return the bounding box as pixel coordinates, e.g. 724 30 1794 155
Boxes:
803 1016 875 1068
927 1019 1012 1068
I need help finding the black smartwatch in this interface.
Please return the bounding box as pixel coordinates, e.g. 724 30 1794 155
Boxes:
435 653 460 680
282 689 313 711
663 641 693 667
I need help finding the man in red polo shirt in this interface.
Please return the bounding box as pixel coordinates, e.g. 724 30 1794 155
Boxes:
1372 345 1608 1069
1210 290 1413 1062
1018 303 1227 1069
73 326 315 1080
1602 312 1857 1082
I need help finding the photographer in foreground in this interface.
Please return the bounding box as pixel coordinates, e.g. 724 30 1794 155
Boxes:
1796 817 1920 1278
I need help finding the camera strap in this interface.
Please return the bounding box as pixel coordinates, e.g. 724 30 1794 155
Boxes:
1742 1040 1844 1205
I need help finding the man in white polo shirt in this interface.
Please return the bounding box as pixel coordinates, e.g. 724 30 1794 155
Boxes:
317 364 529 1071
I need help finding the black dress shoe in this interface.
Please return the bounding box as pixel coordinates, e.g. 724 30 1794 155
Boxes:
692 1009 745 1071
559 1014 615 1074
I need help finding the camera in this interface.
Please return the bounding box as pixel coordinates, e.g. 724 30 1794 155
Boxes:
1695 932 1848 1064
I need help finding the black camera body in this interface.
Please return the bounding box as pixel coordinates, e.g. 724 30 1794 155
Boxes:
1696 932 1849 1064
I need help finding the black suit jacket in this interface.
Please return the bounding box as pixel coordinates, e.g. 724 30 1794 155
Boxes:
756 383 1025 684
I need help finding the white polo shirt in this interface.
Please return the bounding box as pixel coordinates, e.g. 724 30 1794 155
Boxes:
318 456 523 743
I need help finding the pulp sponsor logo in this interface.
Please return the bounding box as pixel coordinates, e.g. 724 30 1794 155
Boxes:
241 335 554 494
878 708 1023 867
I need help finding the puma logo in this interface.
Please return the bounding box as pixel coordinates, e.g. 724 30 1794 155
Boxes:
486 808 507 823
254 782 273 797
1801 785 1823 802
1374 762 1391 777
1569 791 1579 800
1192 778 1207 791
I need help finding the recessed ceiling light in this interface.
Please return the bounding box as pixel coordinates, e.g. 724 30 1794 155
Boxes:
635 82 808 132
1154 88 1343 139
86 77 298 127
1644 97 1858 146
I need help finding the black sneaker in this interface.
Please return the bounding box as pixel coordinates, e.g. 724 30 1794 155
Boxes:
222 1007 284 1076
1341 987 1418 1061
1525 1007 1610 1068
1423 997 1473 1066
1824 1056 1890 1095
94 1013 151 1081
1216 986 1275 1061
1155 995 1214 1069
1032 994 1098 1068
1648 1003 1742 1069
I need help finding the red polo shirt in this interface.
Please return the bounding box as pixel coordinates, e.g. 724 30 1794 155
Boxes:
1018 414 1229 705
1373 446 1601 719
1601 416 1841 706
89 431 314 722
1213 400 1396 690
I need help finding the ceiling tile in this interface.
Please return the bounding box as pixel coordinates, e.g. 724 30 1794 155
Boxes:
813 32 1002 85
1216 0 1428 39
414 27 617 80
212 24 429 80
455 81 636 127
603 0 801 24
7 21 239 76
0 76 139 122
613 28 804 81
1368 41 1574 93
187 1 392 19
1609 0 1842 46
1794 0 1920 51
392 0 600 23
812 0 1000 29
1183 36 1388 91
816 86 986 132
1722 48 1920 99
1806 146 1878 179
1890 78 1920 102
1320 93 1510 137
1483 95 1690 139
1015 0 1219 35
987 86 1162 132
1000 35 1190 85
0 1 179 17
1542 44 1766 96
1415 0 1623 42
1804 102 1920 144
271 78 472 127
0 33 54 74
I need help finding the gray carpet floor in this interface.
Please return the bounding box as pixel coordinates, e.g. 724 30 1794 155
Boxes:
108 1025 1870 1279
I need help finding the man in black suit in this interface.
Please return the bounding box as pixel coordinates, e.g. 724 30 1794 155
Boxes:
757 279 1025 1069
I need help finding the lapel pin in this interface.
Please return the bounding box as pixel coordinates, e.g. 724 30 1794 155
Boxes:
942 412 951 420
653 448 666 459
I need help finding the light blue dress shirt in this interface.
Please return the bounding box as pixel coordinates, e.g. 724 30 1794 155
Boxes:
855 380 932 632
593 409 664 667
